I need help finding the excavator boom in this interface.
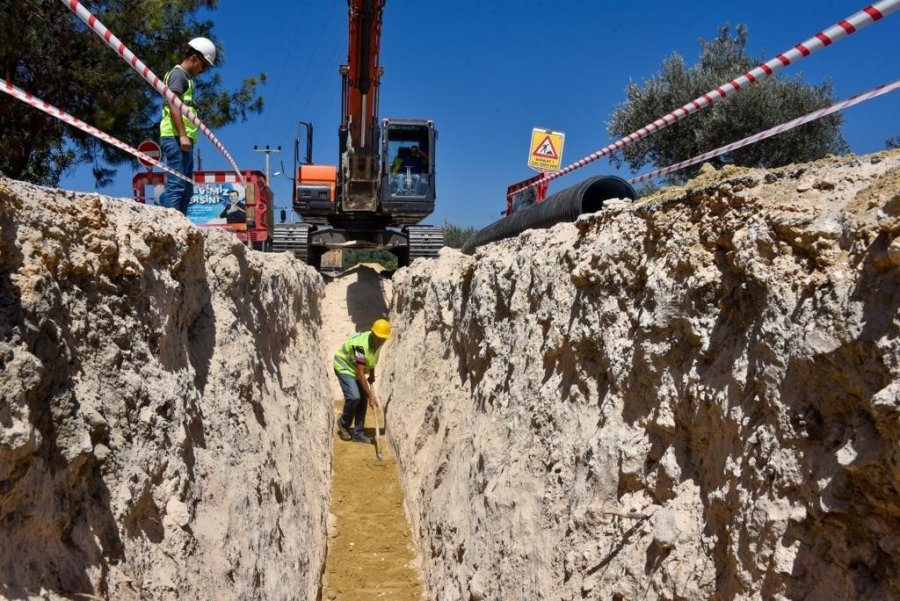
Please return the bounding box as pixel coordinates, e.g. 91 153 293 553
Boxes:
291 0 442 269
340 0 384 210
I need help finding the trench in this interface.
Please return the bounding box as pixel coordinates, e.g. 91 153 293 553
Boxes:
317 265 423 600
2 150 899 599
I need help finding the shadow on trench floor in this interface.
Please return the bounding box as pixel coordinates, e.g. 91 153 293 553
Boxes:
323 400 423 601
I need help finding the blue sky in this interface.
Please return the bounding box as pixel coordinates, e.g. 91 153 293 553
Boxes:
60 0 899 228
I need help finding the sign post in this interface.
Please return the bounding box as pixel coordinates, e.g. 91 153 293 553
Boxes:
527 128 565 172
137 139 161 170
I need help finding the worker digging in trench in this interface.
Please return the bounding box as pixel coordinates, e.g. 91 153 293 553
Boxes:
333 319 391 444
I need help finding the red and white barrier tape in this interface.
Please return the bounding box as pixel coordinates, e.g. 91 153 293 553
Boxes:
516 0 899 192
194 173 245 183
1 77 193 185
628 79 900 185
629 79 900 185
59 0 244 184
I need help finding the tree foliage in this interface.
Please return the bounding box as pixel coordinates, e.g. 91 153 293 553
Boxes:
443 223 478 249
338 223 475 270
0 0 265 186
341 250 398 271
887 136 900 150
635 181 660 199
606 25 848 184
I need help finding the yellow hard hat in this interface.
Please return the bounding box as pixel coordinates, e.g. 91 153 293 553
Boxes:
372 318 392 339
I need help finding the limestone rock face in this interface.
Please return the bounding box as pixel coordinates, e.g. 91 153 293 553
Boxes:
0 180 332 600
381 151 900 600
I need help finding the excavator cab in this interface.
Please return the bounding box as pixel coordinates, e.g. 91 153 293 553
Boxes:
380 118 436 223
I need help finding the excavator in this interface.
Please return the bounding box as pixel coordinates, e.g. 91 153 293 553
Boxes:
273 0 442 269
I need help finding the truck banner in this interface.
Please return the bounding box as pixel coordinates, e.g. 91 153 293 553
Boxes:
143 182 247 231
188 183 248 231
134 170 272 248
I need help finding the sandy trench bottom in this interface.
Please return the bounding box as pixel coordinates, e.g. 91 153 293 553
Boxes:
319 265 423 600
322 399 423 601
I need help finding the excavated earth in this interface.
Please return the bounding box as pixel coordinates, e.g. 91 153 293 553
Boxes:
1 148 899 601
0 180 332 600
382 150 900 600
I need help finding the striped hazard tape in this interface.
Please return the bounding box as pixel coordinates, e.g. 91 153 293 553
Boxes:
513 0 900 193
1 77 193 185
59 0 244 184
629 79 900 185
194 173 245 183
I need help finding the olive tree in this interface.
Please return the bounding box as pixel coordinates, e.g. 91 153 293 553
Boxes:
606 25 848 184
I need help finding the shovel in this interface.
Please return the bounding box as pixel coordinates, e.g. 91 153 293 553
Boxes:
373 405 384 461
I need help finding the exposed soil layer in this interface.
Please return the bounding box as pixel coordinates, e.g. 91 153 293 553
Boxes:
2 148 899 600
381 150 900 600
0 180 333 600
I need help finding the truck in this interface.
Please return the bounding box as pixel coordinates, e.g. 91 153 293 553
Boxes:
132 169 276 250
278 0 443 269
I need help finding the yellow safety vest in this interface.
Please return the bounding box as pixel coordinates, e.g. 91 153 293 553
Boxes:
160 66 198 142
333 332 380 377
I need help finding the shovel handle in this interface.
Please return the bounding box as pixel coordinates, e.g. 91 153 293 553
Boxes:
374 406 383 460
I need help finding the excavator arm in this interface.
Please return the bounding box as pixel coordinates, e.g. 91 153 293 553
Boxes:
340 0 385 211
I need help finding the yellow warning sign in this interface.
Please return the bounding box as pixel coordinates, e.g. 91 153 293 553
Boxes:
528 128 565 172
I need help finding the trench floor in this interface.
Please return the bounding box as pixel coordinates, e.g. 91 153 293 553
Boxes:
322 401 422 600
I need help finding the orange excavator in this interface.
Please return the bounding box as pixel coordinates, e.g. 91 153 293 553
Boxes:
274 0 442 268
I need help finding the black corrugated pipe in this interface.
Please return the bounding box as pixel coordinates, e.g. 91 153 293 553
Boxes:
461 175 637 254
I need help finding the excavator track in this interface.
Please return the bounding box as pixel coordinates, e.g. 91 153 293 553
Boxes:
271 223 311 261
407 226 444 261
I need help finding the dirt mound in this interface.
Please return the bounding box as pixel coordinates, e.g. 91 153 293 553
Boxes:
0 180 332 600
381 150 900 599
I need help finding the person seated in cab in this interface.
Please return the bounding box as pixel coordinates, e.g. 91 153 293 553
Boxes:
390 146 410 176
391 145 427 193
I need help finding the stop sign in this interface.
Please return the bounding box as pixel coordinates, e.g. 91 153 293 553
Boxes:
137 139 161 170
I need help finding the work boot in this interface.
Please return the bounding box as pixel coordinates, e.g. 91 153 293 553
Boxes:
351 433 372 444
337 423 352 441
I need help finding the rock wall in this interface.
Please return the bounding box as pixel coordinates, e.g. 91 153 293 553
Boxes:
381 151 900 600
0 180 332 600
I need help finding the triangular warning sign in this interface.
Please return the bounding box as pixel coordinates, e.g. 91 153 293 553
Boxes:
532 135 558 159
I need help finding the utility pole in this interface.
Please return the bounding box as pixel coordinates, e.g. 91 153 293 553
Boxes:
253 144 282 184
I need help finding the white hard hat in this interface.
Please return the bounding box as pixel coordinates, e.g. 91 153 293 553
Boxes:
187 37 216 66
